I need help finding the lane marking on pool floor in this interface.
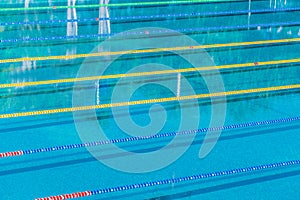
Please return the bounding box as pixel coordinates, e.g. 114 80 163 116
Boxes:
2 7 300 27
0 83 299 119
0 37 300 64
2 21 300 44
0 58 299 89
34 160 300 200
0 7 300 26
0 0 237 12
1 116 299 158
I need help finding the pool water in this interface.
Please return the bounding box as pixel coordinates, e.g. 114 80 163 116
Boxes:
0 0 300 199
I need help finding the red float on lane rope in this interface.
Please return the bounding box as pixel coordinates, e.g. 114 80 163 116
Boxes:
35 191 92 200
0 150 23 158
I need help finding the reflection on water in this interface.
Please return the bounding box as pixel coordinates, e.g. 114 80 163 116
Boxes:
96 0 111 104
99 0 111 37
66 0 78 56
67 0 78 37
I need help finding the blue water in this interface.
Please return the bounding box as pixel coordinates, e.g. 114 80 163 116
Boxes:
0 0 300 199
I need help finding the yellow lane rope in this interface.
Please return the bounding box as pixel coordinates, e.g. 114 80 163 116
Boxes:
0 58 299 89
0 37 300 64
0 84 299 119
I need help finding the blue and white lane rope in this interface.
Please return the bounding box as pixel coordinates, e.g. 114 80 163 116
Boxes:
1 116 299 158
35 160 300 199
1 21 300 44
2 7 300 27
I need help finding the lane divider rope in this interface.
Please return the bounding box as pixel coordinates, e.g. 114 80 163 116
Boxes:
1 116 299 158
0 37 300 64
0 83 300 119
2 7 300 26
35 160 300 199
0 0 233 12
1 58 299 89
1 21 300 44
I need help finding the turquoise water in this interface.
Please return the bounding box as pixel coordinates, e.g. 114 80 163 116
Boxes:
0 0 300 199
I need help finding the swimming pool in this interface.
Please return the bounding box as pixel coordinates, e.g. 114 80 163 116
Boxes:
0 0 300 199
